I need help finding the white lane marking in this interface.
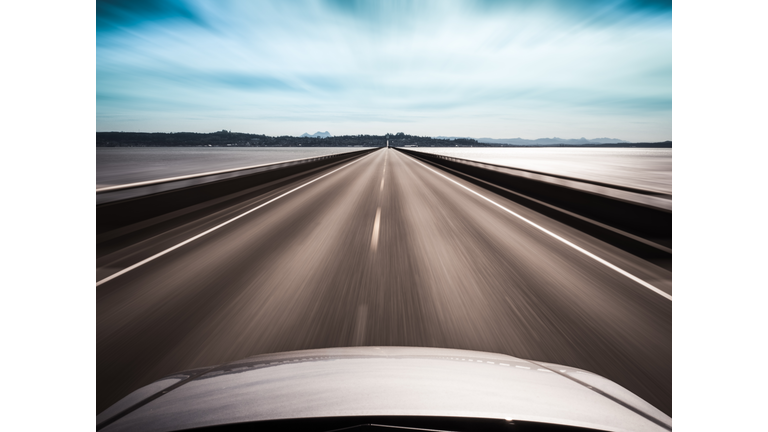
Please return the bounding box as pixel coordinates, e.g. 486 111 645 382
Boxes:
408 157 672 301
516 366 530 369
500 363 510 366
380 178 384 191
95 152 361 193
370 207 381 252
97 153 373 287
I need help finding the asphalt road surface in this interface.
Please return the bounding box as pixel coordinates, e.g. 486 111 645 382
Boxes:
97 148 672 417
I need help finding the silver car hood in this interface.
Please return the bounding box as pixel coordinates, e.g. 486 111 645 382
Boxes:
98 346 671 432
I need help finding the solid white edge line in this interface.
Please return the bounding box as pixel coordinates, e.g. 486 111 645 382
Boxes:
408 156 672 301
97 152 375 287
96 149 367 193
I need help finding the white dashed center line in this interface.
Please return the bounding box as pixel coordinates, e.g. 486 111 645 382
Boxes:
370 207 381 252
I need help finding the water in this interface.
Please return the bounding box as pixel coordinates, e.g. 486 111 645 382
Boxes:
97 147 362 187
98 147 672 195
413 148 671 194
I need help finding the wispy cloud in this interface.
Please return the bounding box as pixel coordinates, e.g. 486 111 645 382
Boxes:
97 0 671 140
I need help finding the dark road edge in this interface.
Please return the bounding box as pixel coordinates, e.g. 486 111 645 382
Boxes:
97 148 379 242
96 149 381 286
395 148 672 272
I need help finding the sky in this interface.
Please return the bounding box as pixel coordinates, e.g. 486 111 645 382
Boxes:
96 0 671 141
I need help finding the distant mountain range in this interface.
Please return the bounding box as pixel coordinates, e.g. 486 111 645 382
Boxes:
300 131 332 138
96 131 669 148
433 136 630 145
298 133 633 144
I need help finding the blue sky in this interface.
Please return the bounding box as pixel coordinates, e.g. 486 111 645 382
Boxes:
96 0 671 141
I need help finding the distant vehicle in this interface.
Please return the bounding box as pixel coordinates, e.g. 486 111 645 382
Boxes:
96 346 671 432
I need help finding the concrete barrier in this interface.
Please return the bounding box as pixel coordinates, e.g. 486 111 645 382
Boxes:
397 148 671 269
97 148 379 240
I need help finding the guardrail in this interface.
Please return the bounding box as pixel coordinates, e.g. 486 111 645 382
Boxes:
97 148 379 240
396 147 671 269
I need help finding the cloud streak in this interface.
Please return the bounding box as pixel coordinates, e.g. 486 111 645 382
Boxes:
97 0 671 141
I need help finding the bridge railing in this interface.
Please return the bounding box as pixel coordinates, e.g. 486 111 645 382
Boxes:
97 147 379 242
396 147 671 269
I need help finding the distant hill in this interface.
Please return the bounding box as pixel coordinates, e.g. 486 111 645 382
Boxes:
434 136 630 145
300 131 332 138
96 131 668 148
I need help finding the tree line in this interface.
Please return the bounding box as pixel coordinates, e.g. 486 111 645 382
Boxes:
96 130 482 147
96 131 669 148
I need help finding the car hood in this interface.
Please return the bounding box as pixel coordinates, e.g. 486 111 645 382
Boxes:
98 346 671 432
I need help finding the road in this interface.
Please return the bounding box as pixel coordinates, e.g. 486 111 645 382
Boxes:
97 148 672 416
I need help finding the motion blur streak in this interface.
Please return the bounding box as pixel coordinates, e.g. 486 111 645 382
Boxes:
96 153 371 286
97 148 671 417
408 157 672 301
96 1 671 140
